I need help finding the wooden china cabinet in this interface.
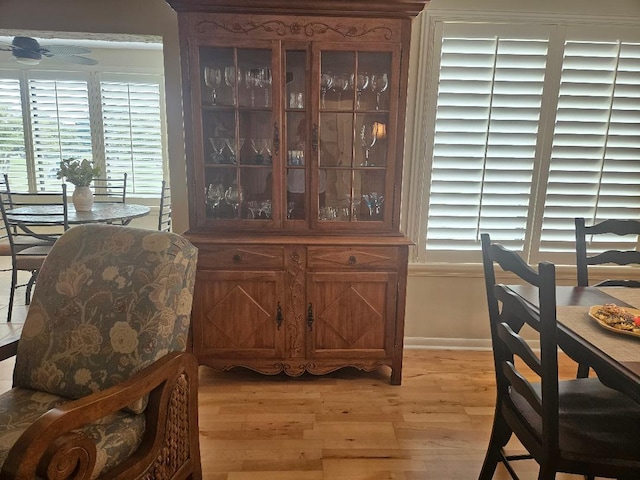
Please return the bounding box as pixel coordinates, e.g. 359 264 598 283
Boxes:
166 0 427 385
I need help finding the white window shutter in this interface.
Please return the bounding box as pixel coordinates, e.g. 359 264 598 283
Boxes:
0 77 28 191
539 39 640 254
28 78 92 192
101 80 164 196
426 34 548 255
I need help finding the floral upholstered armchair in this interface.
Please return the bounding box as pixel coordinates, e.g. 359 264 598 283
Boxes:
0 224 201 480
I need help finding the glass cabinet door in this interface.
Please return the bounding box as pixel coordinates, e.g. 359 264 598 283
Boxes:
315 49 394 228
284 49 308 223
199 46 276 224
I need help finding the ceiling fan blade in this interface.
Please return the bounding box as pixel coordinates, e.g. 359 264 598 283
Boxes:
47 54 98 66
41 45 92 56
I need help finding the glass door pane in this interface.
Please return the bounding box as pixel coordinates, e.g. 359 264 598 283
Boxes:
200 46 274 222
317 49 392 225
285 49 307 222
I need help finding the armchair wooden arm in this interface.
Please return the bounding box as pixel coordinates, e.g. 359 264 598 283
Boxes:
0 352 201 480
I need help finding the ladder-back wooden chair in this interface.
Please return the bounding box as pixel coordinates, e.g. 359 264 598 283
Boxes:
480 232 640 480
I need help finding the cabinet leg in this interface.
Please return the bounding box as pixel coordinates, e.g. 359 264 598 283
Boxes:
390 367 402 385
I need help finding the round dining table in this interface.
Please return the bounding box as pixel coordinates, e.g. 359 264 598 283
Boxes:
6 202 150 226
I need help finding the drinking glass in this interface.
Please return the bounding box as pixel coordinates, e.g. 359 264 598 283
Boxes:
208 137 226 164
260 138 273 164
225 137 245 164
350 73 369 109
250 139 264 164
320 72 334 108
224 185 244 217
206 183 226 214
204 67 221 105
332 73 350 108
369 73 389 110
245 68 262 107
225 66 242 105
259 67 273 107
360 124 377 166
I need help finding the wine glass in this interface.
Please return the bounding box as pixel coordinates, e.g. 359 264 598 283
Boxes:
320 72 334 108
259 67 273 107
360 124 377 166
206 183 226 214
350 72 369 109
224 185 244 217
369 73 389 110
204 67 221 105
332 73 350 108
250 139 264 164
245 68 262 107
225 137 245 164
225 66 242 105
208 137 226 164
260 138 273 164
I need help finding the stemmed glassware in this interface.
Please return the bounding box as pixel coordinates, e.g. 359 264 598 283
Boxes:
260 138 273 164
224 137 245 164
204 67 221 105
224 185 244 217
320 72 334 108
351 72 369 109
206 183 226 214
260 67 273 107
360 124 377 166
250 139 264 164
225 66 242 105
362 192 384 218
332 73 350 108
369 73 389 110
209 137 226 164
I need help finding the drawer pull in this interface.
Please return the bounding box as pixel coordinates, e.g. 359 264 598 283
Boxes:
348 255 357 265
276 302 283 330
232 254 242 263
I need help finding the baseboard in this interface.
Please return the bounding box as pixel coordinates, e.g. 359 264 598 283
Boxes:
403 336 540 351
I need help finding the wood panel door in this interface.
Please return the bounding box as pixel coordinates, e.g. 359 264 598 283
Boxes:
192 270 286 361
306 271 396 359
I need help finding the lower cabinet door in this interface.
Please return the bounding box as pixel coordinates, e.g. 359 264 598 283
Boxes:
192 270 285 360
306 271 397 359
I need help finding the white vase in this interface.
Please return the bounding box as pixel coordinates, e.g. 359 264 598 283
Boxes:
72 186 94 212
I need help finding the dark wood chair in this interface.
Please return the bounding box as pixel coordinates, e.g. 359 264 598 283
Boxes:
158 180 171 232
92 172 127 203
0 223 202 479
575 217 640 288
479 232 640 480
0 187 69 322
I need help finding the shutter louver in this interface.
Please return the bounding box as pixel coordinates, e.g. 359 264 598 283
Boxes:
0 78 28 191
101 80 164 196
29 78 92 192
426 35 548 254
540 40 640 254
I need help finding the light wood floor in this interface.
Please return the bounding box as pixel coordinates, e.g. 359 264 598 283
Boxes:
0 263 589 479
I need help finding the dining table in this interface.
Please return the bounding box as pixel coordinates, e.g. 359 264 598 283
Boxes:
5 202 150 226
507 284 640 404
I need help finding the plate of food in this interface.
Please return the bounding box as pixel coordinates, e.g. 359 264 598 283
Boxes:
589 304 640 338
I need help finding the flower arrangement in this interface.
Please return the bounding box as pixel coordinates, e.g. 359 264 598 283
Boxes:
56 158 101 187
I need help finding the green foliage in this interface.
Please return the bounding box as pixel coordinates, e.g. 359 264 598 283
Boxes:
56 158 101 187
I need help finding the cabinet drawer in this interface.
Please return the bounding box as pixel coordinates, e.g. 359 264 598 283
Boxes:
307 246 398 269
197 245 285 270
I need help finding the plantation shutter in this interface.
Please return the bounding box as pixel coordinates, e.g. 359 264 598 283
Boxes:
425 25 549 260
101 77 165 196
538 37 640 255
28 76 92 192
0 76 28 191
